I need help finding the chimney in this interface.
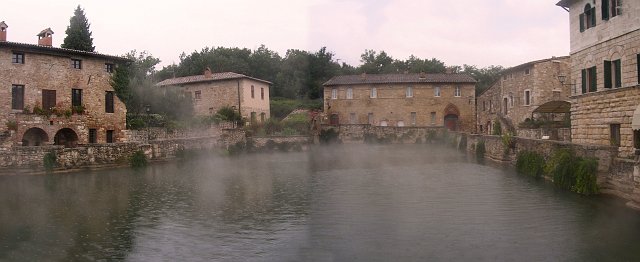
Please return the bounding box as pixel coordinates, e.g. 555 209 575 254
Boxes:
0 21 7 42
419 71 426 79
204 67 212 78
37 28 54 46
360 72 366 80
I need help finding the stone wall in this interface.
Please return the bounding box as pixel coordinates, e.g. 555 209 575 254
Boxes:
517 128 571 141
125 126 222 143
324 124 444 144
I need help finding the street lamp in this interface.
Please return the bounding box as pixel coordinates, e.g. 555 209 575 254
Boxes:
557 75 577 95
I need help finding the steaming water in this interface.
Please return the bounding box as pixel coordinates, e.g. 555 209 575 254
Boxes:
1 144 640 261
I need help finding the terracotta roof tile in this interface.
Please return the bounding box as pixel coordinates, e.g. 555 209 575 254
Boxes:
156 72 272 86
0 41 129 61
323 73 476 86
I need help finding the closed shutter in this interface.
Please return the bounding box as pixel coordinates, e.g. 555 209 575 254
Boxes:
580 14 585 32
604 61 612 88
42 90 56 111
614 60 622 88
581 69 587 93
602 0 610 20
637 54 640 84
589 66 597 92
105 91 114 113
11 85 24 110
591 7 597 26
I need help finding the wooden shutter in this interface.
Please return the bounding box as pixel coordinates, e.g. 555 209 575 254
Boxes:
580 14 585 32
614 60 622 88
42 90 56 111
591 7 597 26
589 67 597 92
581 69 587 93
604 61 612 88
105 91 114 113
602 0 610 20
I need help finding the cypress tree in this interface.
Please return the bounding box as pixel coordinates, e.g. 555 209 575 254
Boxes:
61 5 95 52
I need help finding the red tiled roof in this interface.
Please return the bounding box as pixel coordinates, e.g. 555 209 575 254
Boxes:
323 73 476 86
0 41 129 62
155 72 272 86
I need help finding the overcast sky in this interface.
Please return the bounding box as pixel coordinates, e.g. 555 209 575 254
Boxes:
3 0 569 69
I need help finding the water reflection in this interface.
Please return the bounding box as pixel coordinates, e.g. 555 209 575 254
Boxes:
1 145 640 261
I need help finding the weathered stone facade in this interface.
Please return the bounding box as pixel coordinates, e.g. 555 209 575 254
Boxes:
156 70 271 124
557 0 640 158
477 57 571 136
323 73 477 133
0 27 128 148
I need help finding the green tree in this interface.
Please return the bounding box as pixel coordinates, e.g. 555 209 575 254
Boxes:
61 5 95 52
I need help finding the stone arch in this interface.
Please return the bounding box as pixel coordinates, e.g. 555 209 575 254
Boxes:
443 104 460 131
53 128 79 148
607 45 625 61
22 128 49 146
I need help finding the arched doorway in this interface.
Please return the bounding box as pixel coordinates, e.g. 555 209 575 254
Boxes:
54 128 79 148
22 128 49 146
443 104 460 131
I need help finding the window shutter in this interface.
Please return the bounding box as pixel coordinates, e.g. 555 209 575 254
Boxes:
580 13 585 32
591 7 597 26
637 54 640 84
602 0 610 20
590 67 597 92
615 60 622 88
604 61 612 88
581 69 587 93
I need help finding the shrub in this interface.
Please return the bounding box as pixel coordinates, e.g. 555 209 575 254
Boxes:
501 132 515 154
129 150 148 168
492 121 502 135
282 113 309 135
426 130 437 143
43 151 57 171
72 105 85 114
6 120 17 131
281 127 298 136
546 148 578 190
516 151 545 178
319 128 339 144
573 158 599 195
263 118 283 135
476 140 486 160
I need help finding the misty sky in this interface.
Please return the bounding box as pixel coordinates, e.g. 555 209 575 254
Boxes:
3 0 569 69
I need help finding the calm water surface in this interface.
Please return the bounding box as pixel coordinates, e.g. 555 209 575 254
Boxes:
1 145 640 261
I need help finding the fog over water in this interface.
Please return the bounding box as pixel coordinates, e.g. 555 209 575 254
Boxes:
1 144 640 261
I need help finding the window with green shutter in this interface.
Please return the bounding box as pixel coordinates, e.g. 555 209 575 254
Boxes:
604 61 612 88
637 54 640 84
580 13 585 32
589 66 597 92
602 0 610 20
614 60 622 88
581 69 587 94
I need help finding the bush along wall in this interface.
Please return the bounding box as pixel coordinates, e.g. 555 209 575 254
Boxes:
543 148 599 195
515 151 545 178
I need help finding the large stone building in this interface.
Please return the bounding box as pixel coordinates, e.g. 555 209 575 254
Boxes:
156 68 271 124
477 56 571 138
557 0 640 157
0 22 128 147
322 73 477 132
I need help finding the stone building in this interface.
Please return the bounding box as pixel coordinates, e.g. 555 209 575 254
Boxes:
0 23 128 147
557 0 640 157
477 56 571 138
156 68 271 124
322 73 477 132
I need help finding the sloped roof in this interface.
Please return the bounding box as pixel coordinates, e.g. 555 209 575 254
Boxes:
323 73 476 86
156 72 272 87
556 0 573 8
0 41 129 61
37 28 54 37
0 21 7 29
533 101 571 114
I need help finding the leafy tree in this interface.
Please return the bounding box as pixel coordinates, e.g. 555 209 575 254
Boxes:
61 5 95 52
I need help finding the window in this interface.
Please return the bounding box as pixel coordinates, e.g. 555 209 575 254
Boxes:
370 87 377 98
580 4 596 32
610 124 621 147
483 101 486 111
410 112 416 126
261 87 264 100
434 87 441 97
454 86 461 97
260 113 265 123
194 90 202 100
72 89 82 107
489 100 493 112
251 85 255 98
42 89 56 111
106 130 114 143
349 113 356 124
347 87 353 99
251 112 257 124
638 54 640 84
89 129 97 144
524 90 531 106
602 0 621 20
406 86 413 98
105 63 114 73
430 112 436 125
368 113 374 125
12 52 24 64
331 88 338 99
72 59 82 69
11 85 24 110
581 66 597 93
509 93 514 107
105 91 114 113
524 68 530 75
604 59 622 88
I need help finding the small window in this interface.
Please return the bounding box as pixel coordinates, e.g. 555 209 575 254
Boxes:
260 112 266 123
347 87 353 99
483 101 486 111
106 130 114 143
370 87 377 98
251 85 255 98
410 112 416 126
105 91 114 113
72 59 82 69
509 93 514 107
434 87 441 97
406 86 413 98
11 84 25 110
261 87 265 100
454 86 461 97
604 59 622 88
349 113 356 124
72 89 83 107
105 63 114 73
524 68 530 75
89 129 97 144
368 113 374 125
194 90 202 100
524 90 531 106
430 112 436 125
12 52 24 64
610 124 621 147
581 66 597 93
331 88 338 99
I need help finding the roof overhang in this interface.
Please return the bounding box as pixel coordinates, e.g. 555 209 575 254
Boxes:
533 100 571 114
556 0 572 8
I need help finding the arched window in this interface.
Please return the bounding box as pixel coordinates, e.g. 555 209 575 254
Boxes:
580 4 596 32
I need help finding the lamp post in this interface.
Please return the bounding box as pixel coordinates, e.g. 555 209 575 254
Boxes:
557 75 576 95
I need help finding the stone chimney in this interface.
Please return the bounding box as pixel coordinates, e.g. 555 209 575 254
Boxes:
419 71 426 79
37 28 54 46
360 72 366 80
0 21 7 42
204 67 212 78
